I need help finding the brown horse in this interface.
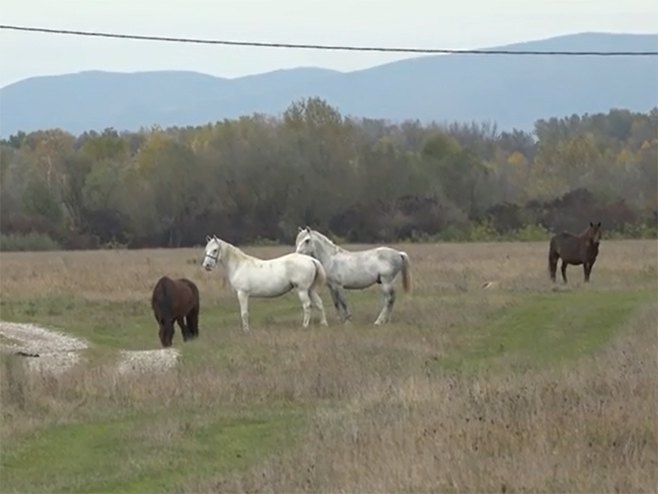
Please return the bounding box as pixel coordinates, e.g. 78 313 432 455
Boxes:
548 222 602 283
151 276 200 347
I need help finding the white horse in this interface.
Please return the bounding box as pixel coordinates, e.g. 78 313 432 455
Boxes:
294 227 411 325
202 235 328 332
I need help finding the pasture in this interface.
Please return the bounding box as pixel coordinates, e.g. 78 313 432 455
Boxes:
1 240 656 493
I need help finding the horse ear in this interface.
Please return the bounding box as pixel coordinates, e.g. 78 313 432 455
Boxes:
206 235 211 242
597 221 601 227
305 226 311 232
590 222 594 227
298 226 303 232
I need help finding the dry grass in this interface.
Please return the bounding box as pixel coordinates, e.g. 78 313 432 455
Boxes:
1 240 655 301
208 305 657 494
1 240 656 493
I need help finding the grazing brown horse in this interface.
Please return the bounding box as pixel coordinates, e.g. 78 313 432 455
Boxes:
548 222 602 283
151 276 200 347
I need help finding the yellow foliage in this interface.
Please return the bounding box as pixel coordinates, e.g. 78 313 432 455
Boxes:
507 151 527 166
135 132 172 171
616 148 635 166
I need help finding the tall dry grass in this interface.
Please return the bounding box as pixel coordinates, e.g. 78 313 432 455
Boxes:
5 304 653 492
206 304 657 493
1 240 655 301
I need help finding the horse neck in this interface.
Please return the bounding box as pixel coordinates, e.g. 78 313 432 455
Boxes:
312 233 342 263
578 227 594 242
219 240 250 274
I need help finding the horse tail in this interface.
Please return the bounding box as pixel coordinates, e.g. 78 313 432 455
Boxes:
400 251 412 294
310 258 327 291
152 276 173 321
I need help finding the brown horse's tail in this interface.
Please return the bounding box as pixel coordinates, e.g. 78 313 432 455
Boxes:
310 258 327 291
400 251 412 294
152 277 176 347
548 238 559 282
152 276 173 321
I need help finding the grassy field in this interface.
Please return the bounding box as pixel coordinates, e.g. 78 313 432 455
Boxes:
1 240 656 493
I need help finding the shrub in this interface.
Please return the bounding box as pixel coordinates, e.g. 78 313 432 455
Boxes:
508 224 551 242
0 232 61 252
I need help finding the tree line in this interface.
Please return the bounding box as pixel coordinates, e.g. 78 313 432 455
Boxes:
1 99 656 250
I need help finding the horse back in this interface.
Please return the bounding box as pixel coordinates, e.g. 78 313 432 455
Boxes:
550 232 576 250
550 231 594 264
152 276 199 320
551 231 576 242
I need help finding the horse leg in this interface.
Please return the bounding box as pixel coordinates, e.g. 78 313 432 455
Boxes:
328 286 343 320
186 306 200 339
583 262 592 282
160 320 174 347
310 289 328 326
336 286 351 323
236 290 250 333
588 258 596 282
329 284 350 323
297 290 312 328
560 260 568 284
374 282 395 325
158 321 167 347
177 317 190 342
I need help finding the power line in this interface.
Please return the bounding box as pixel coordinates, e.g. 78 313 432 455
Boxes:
2 24 657 56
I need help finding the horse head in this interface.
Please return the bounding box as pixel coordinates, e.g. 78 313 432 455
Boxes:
587 221 602 246
202 235 222 271
295 226 314 256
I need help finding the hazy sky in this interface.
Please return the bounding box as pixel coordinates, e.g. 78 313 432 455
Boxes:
1 0 656 87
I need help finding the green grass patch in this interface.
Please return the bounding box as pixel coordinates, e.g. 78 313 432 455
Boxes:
1 407 302 494
0 297 157 350
0 293 325 351
440 288 654 372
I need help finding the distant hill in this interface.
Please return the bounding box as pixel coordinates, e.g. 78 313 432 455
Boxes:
1 32 656 135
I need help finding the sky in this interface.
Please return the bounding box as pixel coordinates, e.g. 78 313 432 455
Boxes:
1 0 657 87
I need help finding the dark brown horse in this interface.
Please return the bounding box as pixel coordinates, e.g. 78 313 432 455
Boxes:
548 222 602 283
151 276 200 347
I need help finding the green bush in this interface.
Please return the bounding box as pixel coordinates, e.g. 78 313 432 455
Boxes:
507 224 551 242
251 236 281 246
624 223 658 239
465 221 499 242
0 232 61 252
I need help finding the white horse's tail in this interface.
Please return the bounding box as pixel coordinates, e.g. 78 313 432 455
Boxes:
400 252 412 294
310 258 327 291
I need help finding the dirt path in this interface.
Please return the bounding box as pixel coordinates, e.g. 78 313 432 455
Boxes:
0 321 179 374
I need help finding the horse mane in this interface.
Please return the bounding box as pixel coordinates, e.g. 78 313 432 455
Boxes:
310 229 347 253
580 222 601 240
217 238 258 264
579 225 593 238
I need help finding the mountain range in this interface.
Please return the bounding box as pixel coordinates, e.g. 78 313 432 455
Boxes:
1 32 656 136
